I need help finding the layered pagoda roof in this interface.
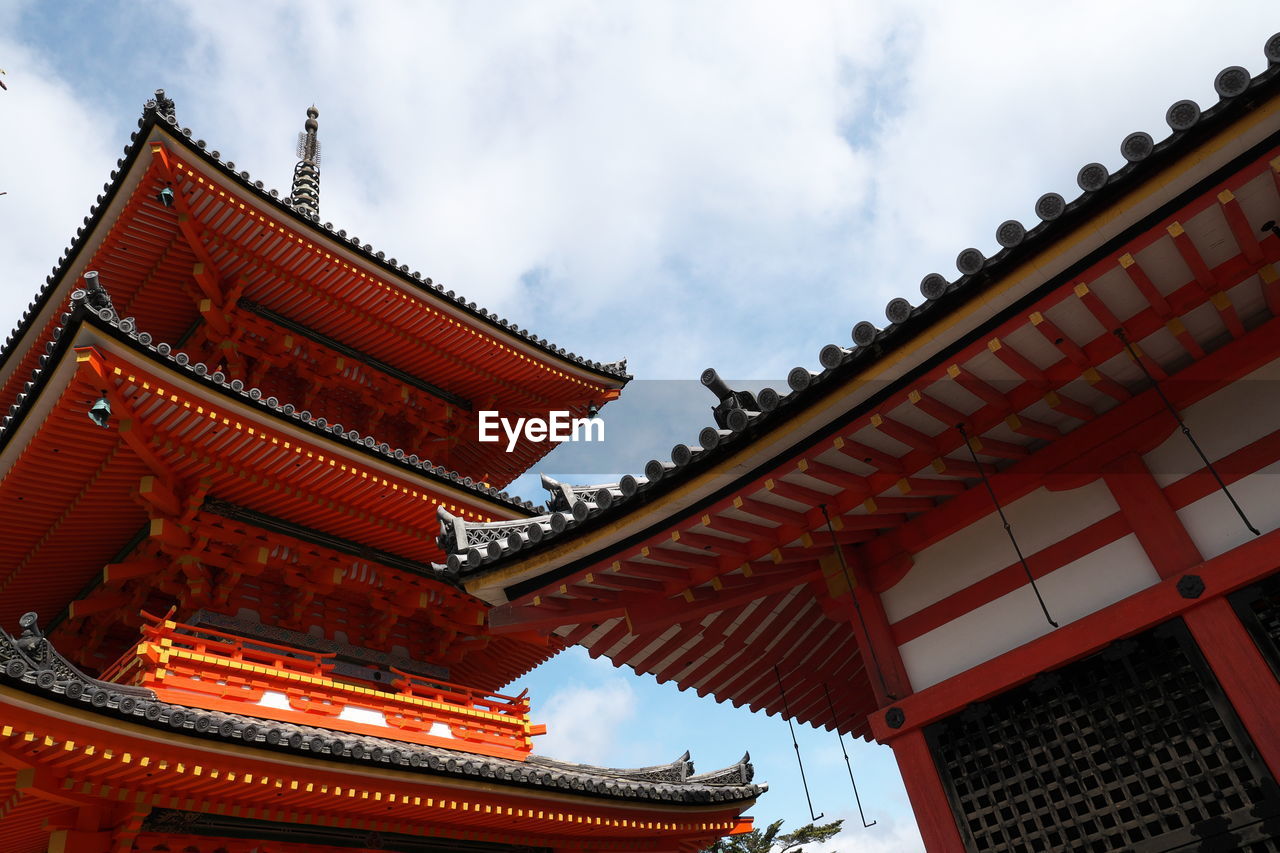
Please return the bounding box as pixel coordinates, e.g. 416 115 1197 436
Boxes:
0 614 760 852
440 35 1280 737
0 94 629 491
0 287 561 687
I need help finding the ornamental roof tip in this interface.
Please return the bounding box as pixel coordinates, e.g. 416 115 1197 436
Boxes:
436 32 1280 578
0 287 535 517
437 473 651 574
121 92 631 382
0 614 763 804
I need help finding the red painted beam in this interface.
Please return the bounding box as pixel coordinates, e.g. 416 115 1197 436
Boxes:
945 364 1009 411
1217 190 1264 265
964 434 1030 460
1043 390 1096 423
833 438 904 473
834 507 906 527
1163 426 1280 512
1262 264 1280 316
862 496 935 514
896 478 965 497
908 389 967 428
1103 453 1201 579
1169 221 1219 291
1004 413 1060 441
796 458 871 491
764 477 837 509
986 338 1049 388
626 568 819 637
870 414 939 455
1118 253 1174 317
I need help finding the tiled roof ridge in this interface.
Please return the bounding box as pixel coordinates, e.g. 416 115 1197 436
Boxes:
0 286 543 519
526 749 700 783
0 613 763 805
437 33 1280 576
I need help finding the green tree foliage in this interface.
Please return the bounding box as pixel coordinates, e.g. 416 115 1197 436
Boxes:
703 818 844 853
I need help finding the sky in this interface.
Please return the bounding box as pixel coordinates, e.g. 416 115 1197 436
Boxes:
2 3 1278 850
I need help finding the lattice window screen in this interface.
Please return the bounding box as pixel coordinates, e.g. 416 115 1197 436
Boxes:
925 619 1280 852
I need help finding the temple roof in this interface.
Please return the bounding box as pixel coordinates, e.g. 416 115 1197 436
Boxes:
2 286 538 516
0 614 762 806
0 92 629 393
415 35 1280 739
435 36 1280 583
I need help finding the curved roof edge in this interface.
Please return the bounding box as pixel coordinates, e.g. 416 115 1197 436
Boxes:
0 287 544 518
441 34 1280 585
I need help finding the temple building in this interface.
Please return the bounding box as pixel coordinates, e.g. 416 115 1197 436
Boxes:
0 94 762 851
441 33 1280 852
8 29 1280 853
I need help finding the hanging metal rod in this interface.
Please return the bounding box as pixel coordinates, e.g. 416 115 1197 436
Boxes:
957 423 1059 628
773 664 824 822
821 682 876 828
1115 329 1259 536
819 504 896 701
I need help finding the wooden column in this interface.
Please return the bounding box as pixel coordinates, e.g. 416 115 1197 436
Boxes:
1104 452 1280 778
1102 453 1200 579
1184 598 1280 778
847 544 914 706
890 729 965 852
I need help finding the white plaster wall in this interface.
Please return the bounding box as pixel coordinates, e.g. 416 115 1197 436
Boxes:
1143 355 1280 487
882 479 1119 623
1177 459 1280 561
898 534 1159 689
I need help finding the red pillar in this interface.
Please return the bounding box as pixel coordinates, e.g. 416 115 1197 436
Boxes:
1184 598 1280 778
890 729 965 853
1104 453 1280 778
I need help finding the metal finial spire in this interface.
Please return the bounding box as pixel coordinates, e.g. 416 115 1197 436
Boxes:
289 105 321 218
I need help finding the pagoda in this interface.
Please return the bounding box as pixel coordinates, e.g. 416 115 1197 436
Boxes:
0 94 762 852
440 34 1280 852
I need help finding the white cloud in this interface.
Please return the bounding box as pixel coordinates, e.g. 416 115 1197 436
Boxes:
0 26 118 336
815 812 925 853
535 673 637 766
6 2 1278 382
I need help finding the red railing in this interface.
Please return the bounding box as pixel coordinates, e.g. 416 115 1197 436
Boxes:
105 615 543 760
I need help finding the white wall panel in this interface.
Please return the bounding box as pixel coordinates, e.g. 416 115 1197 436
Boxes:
1144 355 1280 487
883 480 1118 622
898 534 1158 690
1176 459 1280 561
